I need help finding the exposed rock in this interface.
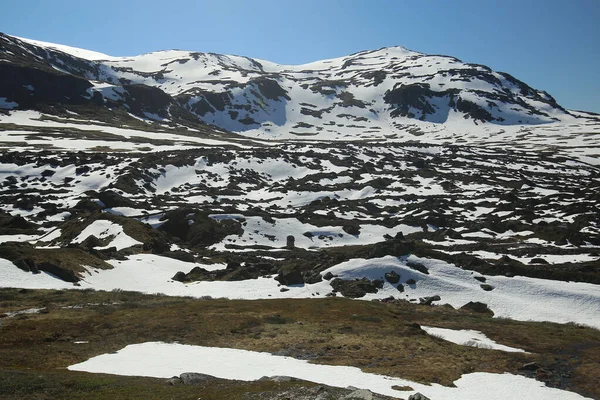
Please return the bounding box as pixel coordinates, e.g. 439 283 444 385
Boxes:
323 271 334 281
408 393 431 400
384 271 400 284
345 388 374 399
276 267 304 286
179 372 217 385
259 375 298 382
172 271 186 282
460 301 494 316
519 362 540 371
419 295 441 306
406 261 429 275
97 190 136 208
37 262 79 282
330 278 381 298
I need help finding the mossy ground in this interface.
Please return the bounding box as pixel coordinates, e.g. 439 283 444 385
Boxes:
0 288 598 399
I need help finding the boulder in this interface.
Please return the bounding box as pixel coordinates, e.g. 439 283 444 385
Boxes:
38 262 79 282
172 271 187 282
408 393 431 400
384 271 400 284
80 235 102 250
179 372 216 385
406 261 429 275
460 301 494 316
303 270 323 284
97 190 135 208
419 295 441 306
330 278 380 298
323 271 334 280
345 389 374 399
342 224 361 236
276 267 304 285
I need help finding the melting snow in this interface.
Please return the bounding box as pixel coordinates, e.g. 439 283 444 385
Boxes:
421 326 527 352
68 342 592 399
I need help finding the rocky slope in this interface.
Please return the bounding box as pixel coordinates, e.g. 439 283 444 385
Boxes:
2 32 598 141
1 32 599 315
1 32 600 399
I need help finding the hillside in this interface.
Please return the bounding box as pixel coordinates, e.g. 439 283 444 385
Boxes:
0 33 599 399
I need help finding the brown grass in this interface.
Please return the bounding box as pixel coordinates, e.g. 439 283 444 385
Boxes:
0 288 598 399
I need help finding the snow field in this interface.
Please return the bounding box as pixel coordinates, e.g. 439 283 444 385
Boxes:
68 342 592 400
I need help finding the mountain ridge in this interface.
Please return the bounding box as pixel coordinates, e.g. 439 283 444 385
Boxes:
3 31 595 143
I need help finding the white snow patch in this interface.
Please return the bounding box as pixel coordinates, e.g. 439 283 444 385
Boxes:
72 220 141 251
68 342 592 399
421 326 527 352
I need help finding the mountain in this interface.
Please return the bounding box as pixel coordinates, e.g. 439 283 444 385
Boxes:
2 32 599 140
1 33 600 399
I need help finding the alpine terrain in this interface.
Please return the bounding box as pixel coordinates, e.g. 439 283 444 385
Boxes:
0 32 599 400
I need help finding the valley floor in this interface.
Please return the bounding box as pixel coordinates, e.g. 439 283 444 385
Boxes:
1 289 599 399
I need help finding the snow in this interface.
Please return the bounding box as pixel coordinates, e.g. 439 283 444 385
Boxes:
421 326 527 352
68 342 592 400
15 36 117 61
72 220 141 251
318 255 600 329
209 215 421 251
2 252 597 329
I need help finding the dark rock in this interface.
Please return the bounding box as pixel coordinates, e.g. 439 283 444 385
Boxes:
419 295 441 306
330 278 380 298
303 270 323 284
73 199 102 212
384 271 400 284
276 267 304 286
406 278 416 285
258 375 298 382
172 271 187 282
406 261 429 275
97 190 135 208
343 224 361 236
162 250 195 263
460 301 494 315
143 237 171 254
80 235 102 250
166 377 181 385
474 276 486 282
519 362 540 371
408 393 431 400
15 258 39 274
530 257 549 264
480 284 494 291
396 283 404 292
37 262 79 282
323 271 334 280
368 239 414 258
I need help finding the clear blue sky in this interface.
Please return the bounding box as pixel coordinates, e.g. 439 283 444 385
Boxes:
2 0 599 112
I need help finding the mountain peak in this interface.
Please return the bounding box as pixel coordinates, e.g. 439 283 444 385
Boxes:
2 31 596 143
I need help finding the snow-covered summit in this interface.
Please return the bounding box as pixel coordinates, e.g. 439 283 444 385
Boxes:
1 32 599 142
